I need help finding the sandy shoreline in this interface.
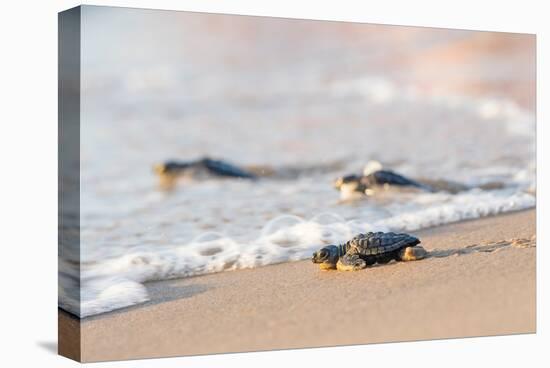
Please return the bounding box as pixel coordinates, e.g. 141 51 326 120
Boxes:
60 209 536 362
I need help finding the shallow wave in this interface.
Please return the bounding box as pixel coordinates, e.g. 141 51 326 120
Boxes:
60 187 535 318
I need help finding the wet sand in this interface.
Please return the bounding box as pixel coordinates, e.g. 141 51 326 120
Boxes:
60 209 536 362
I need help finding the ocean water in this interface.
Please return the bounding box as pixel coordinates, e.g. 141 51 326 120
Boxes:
58 7 536 317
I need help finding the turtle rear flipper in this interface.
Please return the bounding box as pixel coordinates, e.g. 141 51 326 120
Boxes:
396 246 427 262
336 253 367 271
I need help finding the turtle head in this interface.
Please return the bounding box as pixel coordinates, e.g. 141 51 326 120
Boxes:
153 163 168 176
333 174 361 190
312 245 340 269
154 161 191 176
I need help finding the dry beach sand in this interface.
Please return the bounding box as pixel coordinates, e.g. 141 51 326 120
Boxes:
60 209 536 362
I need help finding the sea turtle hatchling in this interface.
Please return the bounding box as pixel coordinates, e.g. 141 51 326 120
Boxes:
312 231 427 271
154 157 258 180
333 170 434 199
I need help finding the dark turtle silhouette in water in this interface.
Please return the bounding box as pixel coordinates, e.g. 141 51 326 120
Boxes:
334 171 433 197
334 161 506 200
334 161 434 199
154 157 348 186
312 231 427 271
332 160 493 200
154 157 258 182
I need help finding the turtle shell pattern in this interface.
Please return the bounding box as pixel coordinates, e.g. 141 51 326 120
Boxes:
343 232 420 256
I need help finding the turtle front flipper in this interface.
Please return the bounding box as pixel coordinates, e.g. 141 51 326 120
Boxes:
336 253 367 271
396 246 427 262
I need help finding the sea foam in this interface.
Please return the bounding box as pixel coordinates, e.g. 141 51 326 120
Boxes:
60 186 534 318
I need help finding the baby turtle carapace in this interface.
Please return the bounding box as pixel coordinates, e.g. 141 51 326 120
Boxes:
312 232 427 271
